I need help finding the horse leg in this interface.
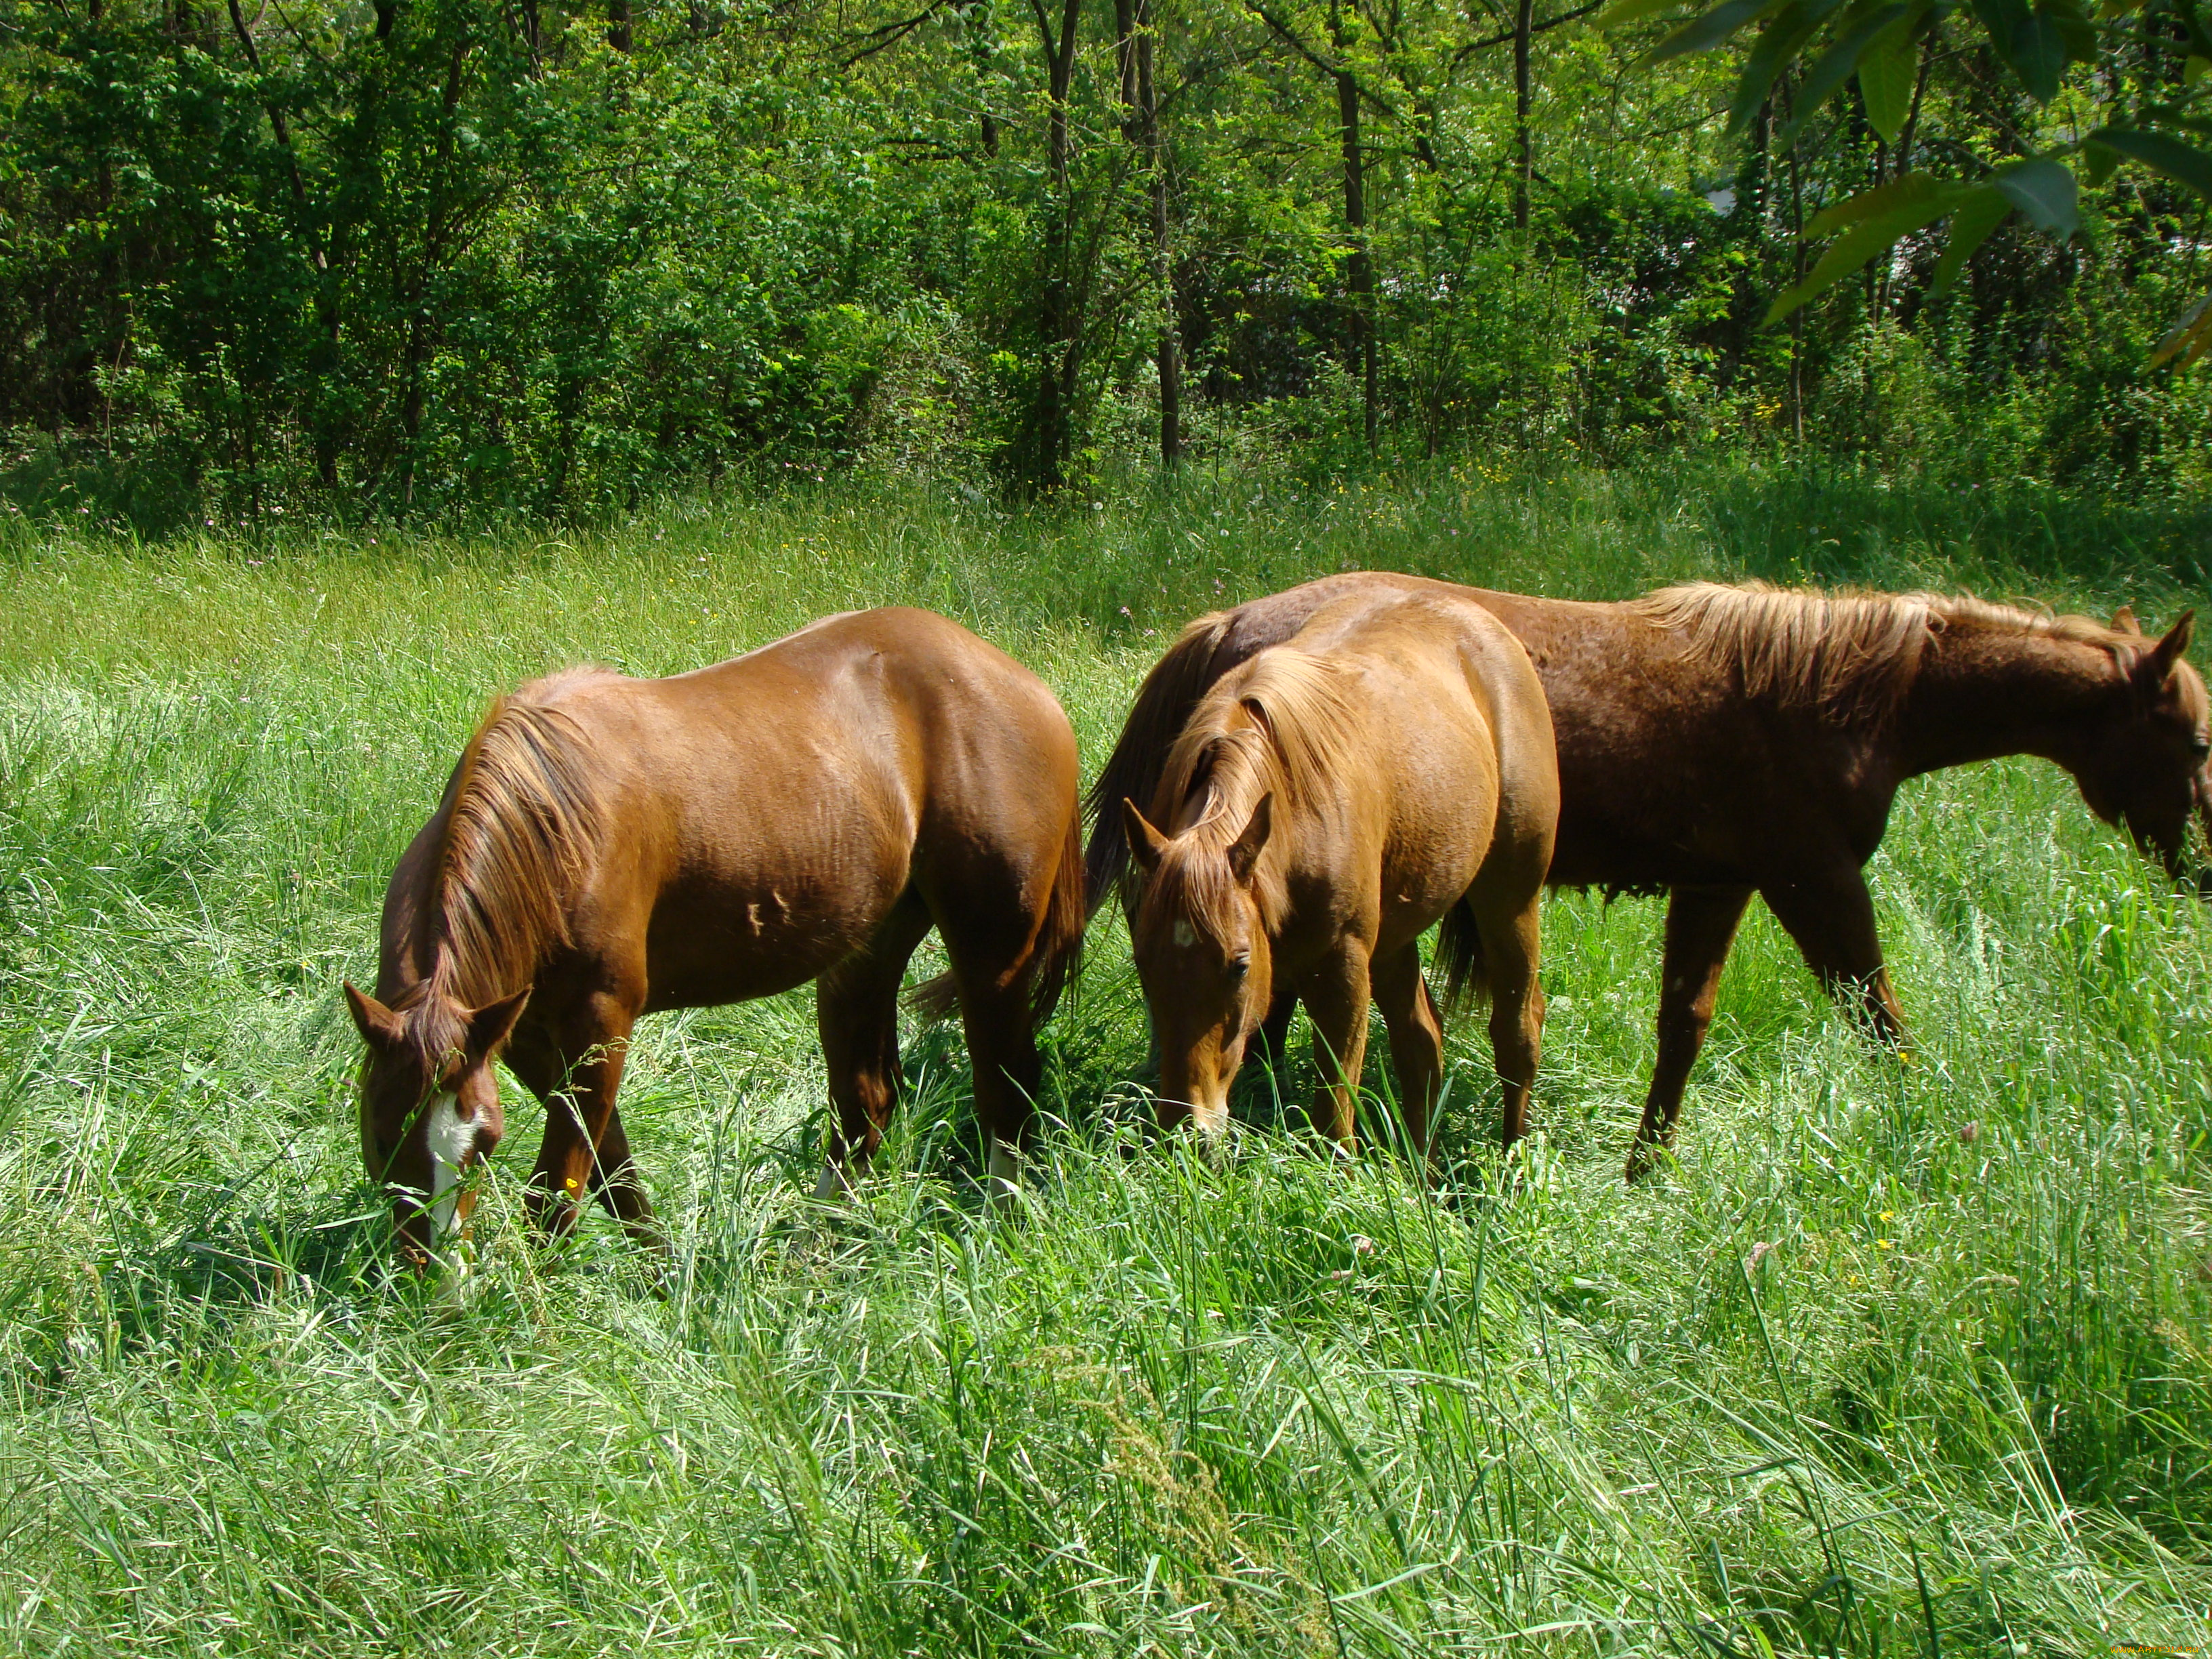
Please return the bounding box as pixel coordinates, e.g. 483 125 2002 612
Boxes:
586 1101 665 1251
813 890 933 1200
1370 941 1443 1171
523 985 644 1240
1627 884 1754 1182
926 911 1049 1208
1759 863 1909 1047
1470 897 1545 1150
1300 944 1373 1153
1253 994 1298 1071
963 989 1043 1210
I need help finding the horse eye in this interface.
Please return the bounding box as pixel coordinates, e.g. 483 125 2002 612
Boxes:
2191 735 2211 760
1228 955 1250 978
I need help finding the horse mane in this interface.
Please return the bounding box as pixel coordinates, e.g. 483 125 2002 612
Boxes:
1631 581 2132 725
414 668 613 1018
1141 647 1364 942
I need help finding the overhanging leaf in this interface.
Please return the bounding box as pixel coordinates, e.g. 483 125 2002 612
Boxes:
1597 0 1689 27
1766 193 1955 323
1805 169 1952 239
1969 0 2028 50
2088 125 2212 201
1777 0 1912 146
1992 156 2078 234
1727 0 1849 134
1648 0 1786 62
1858 9 1925 142
2150 286 2212 368
2003 8 2069 100
2048 0 2098 58
1928 185 2013 294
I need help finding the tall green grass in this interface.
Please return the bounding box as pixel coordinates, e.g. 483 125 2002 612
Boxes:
0 462 2207 1656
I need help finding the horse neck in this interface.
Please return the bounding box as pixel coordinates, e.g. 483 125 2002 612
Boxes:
395 804 550 1013
1896 621 2121 777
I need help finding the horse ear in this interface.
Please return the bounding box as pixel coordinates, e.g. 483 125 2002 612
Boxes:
2140 611 2196 688
2112 605 2141 635
344 983 403 1050
1122 799 1168 872
1227 794 1273 884
464 987 531 1063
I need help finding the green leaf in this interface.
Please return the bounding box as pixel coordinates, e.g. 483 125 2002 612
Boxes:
1858 13 1922 143
2049 0 2098 58
1992 156 2078 234
1648 0 1786 61
1928 185 2013 294
1727 0 1849 134
2088 125 2212 201
2150 286 2212 368
1777 0 1912 146
1597 0 1690 26
1765 191 1955 323
1969 0 2028 52
2013 12 2065 96
2176 0 2212 58
1804 169 1952 239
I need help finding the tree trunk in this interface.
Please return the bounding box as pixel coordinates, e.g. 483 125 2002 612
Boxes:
608 0 632 51
1117 0 1181 466
1335 64 1376 453
1785 80 1805 445
1031 0 1082 493
1513 0 1534 232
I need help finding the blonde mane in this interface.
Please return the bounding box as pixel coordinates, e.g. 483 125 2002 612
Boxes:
1140 647 1364 943
415 668 613 1018
1631 581 2131 724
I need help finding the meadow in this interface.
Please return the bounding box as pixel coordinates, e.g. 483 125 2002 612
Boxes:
1 462 2209 1657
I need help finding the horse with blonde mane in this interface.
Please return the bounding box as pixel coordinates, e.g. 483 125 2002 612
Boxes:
345 609 1085 1265
1118 586 1558 1162
1090 573 2209 1179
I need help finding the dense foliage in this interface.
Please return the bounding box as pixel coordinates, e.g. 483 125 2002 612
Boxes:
4 0 2212 520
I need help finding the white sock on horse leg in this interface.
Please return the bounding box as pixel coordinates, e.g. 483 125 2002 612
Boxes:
986 1140 1024 1210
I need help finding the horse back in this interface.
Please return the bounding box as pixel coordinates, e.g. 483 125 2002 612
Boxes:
518 609 1079 1011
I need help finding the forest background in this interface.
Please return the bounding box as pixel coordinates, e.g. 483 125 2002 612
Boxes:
8 0 2212 523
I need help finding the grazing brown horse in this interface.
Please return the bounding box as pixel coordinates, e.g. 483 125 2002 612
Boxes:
344 609 1086 1264
1119 586 1557 1162
1090 573 2210 1178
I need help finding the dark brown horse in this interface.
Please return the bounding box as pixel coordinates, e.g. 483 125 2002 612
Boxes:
1090 574 2209 1178
1119 586 1557 1162
345 608 1086 1263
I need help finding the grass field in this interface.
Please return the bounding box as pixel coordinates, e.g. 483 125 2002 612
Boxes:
1 462 2209 1656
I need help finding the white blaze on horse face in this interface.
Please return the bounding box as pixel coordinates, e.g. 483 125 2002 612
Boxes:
422 1092 478 1237
1172 919 1196 949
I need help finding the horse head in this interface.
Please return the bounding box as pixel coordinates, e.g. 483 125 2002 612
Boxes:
344 981 529 1266
1122 794 1275 1146
2070 610 2212 886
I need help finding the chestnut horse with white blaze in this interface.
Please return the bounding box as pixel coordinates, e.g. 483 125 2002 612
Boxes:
1119 586 1558 1161
1089 573 2211 1179
345 608 1085 1264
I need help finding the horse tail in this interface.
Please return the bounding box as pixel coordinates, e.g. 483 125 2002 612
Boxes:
1026 807 1088 1023
1433 898 1491 1015
1084 609 1239 909
905 809 1087 1026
